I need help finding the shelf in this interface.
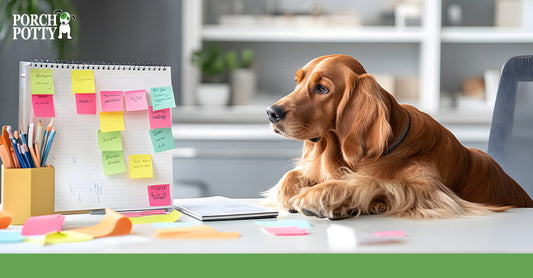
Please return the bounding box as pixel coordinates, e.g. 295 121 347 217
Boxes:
202 25 424 43
441 27 533 43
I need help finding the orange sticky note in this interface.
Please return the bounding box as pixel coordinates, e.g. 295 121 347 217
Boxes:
99 111 125 132
0 211 12 229
71 208 132 238
153 225 240 239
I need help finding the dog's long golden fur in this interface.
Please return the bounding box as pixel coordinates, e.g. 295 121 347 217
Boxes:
265 54 533 219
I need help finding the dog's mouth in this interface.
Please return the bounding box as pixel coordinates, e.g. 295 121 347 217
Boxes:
272 125 321 143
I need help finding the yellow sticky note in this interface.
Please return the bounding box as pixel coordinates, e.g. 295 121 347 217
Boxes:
99 112 124 132
153 225 240 239
29 231 94 245
71 70 95 94
129 154 153 178
129 210 182 224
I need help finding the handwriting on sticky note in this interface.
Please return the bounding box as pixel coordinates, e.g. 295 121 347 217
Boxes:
129 210 181 224
150 86 176 111
99 111 124 132
129 154 153 178
0 211 12 229
75 93 97 114
102 151 126 175
149 128 175 153
71 70 95 94
97 130 122 151
32 94 55 117
262 226 309 236
147 184 171 207
72 209 132 238
21 214 65 236
100 91 124 112
125 90 148 111
0 231 25 244
148 106 171 129
30 68 55 94
374 230 406 237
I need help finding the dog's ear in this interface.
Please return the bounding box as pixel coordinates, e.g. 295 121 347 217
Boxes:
54 9 62 14
71 14 76 20
336 73 392 165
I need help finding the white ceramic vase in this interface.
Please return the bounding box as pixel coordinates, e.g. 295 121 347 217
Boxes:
231 68 256 105
197 83 230 106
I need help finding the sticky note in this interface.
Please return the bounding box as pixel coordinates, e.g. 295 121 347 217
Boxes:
31 231 94 245
75 93 97 114
102 151 127 175
71 69 95 94
32 94 55 117
153 225 240 239
97 130 122 151
0 231 25 244
149 128 175 153
150 86 176 111
129 154 153 178
100 91 124 112
120 210 167 218
125 90 148 111
152 222 199 229
129 210 181 224
99 111 124 132
262 226 309 236
0 211 13 229
147 184 171 207
72 209 132 238
21 214 65 236
374 230 406 237
30 68 54 94
148 106 171 129
255 219 311 229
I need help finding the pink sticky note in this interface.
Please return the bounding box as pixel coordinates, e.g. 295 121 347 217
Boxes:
374 230 406 237
32 94 55 117
120 210 167 217
148 106 171 129
147 184 171 207
75 93 97 114
21 214 65 236
100 91 124 112
262 226 309 236
120 212 143 217
124 90 148 111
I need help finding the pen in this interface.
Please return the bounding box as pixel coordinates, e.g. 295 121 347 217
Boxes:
41 119 53 158
19 131 35 168
34 141 42 167
14 131 29 168
41 128 56 167
7 127 26 168
28 122 34 149
0 139 13 168
35 121 44 158
2 126 18 168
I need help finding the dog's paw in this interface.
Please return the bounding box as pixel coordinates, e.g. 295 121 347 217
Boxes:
290 185 358 220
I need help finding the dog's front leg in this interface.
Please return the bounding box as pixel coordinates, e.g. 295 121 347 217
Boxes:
263 170 312 212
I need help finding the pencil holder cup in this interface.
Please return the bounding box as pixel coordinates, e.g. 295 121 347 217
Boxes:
1 165 55 224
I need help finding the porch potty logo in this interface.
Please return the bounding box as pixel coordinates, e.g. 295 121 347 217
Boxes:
12 9 76 40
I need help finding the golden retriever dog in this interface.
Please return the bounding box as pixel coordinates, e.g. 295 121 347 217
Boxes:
265 54 533 220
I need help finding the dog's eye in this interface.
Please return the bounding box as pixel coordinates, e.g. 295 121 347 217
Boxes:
315 84 330 94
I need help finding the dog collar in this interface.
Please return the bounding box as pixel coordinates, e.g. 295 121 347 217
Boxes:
382 114 411 156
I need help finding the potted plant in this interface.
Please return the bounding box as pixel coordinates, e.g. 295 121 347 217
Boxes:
191 45 232 106
227 48 256 106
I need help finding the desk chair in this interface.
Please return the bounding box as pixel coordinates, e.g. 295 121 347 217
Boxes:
488 55 533 198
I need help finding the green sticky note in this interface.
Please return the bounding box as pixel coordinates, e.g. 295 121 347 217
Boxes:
97 130 122 151
149 128 175 153
30 68 55 94
150 86 176 111
102 151 127 175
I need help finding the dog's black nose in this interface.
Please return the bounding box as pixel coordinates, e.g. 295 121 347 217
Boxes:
266 105 286 123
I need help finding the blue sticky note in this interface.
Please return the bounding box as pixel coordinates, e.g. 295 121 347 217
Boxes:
149 128 175 153
150 86 176 111
255 219 311 229
0 231 25 244
152 222 199 229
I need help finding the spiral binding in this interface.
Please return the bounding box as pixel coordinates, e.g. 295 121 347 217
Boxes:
28 59 168 71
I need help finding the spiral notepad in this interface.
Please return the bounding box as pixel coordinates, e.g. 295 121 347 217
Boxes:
18 60 174 212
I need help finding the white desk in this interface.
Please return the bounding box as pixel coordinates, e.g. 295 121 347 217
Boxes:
2 199 533 253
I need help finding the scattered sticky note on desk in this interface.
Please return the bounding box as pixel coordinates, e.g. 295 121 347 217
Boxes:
75 93 97 114
150 86 176 111
147 184 171 207
32 94 55 117
125 90 148 111
129 210 181 224
0 231 24 244
99 111 124 132
97 130 122 151
30 231 94 245
374 230 406 238
120 209 167 218
102 151 126 175
148 106 171 129
30 68 54 94
153 225 240 239
0 211 12 229
149 128 175 153
21 214 65 236
152 222 198 229
262 226 309 236
100 91 124 112
129 154 153 178
71 69 95 94
71 209 132 238
255 219 311 229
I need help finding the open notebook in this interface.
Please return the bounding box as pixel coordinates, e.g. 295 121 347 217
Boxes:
174 196 278 221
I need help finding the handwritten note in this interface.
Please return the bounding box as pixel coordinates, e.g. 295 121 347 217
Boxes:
374 230 406 237
149 128 175 153
150 86 176 111
102 151 127 175
152 225 240 239
149 106 171 129
75 93 97 114
0 231 24 244
147 184 171 207
99 112 125 132
21 214 65 236
255 219 311 229
262 226 309 236
129 154 153 178
124 90 148 111
100 91 124 112
30 68 55 94
97 130 122 151
72 209 132 238
71 69 95 94
129 210 181 224
32 94 55 117
0 211 12 229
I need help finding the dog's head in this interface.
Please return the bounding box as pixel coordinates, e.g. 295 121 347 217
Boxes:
267 54 393 161
55 10 75 24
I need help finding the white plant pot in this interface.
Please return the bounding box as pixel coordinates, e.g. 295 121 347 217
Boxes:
197 83 230 106
231 69 256 105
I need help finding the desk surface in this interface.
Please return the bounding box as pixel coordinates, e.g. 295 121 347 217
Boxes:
2 199 533 253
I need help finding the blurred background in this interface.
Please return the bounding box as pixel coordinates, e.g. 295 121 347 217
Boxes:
1 0 532 199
